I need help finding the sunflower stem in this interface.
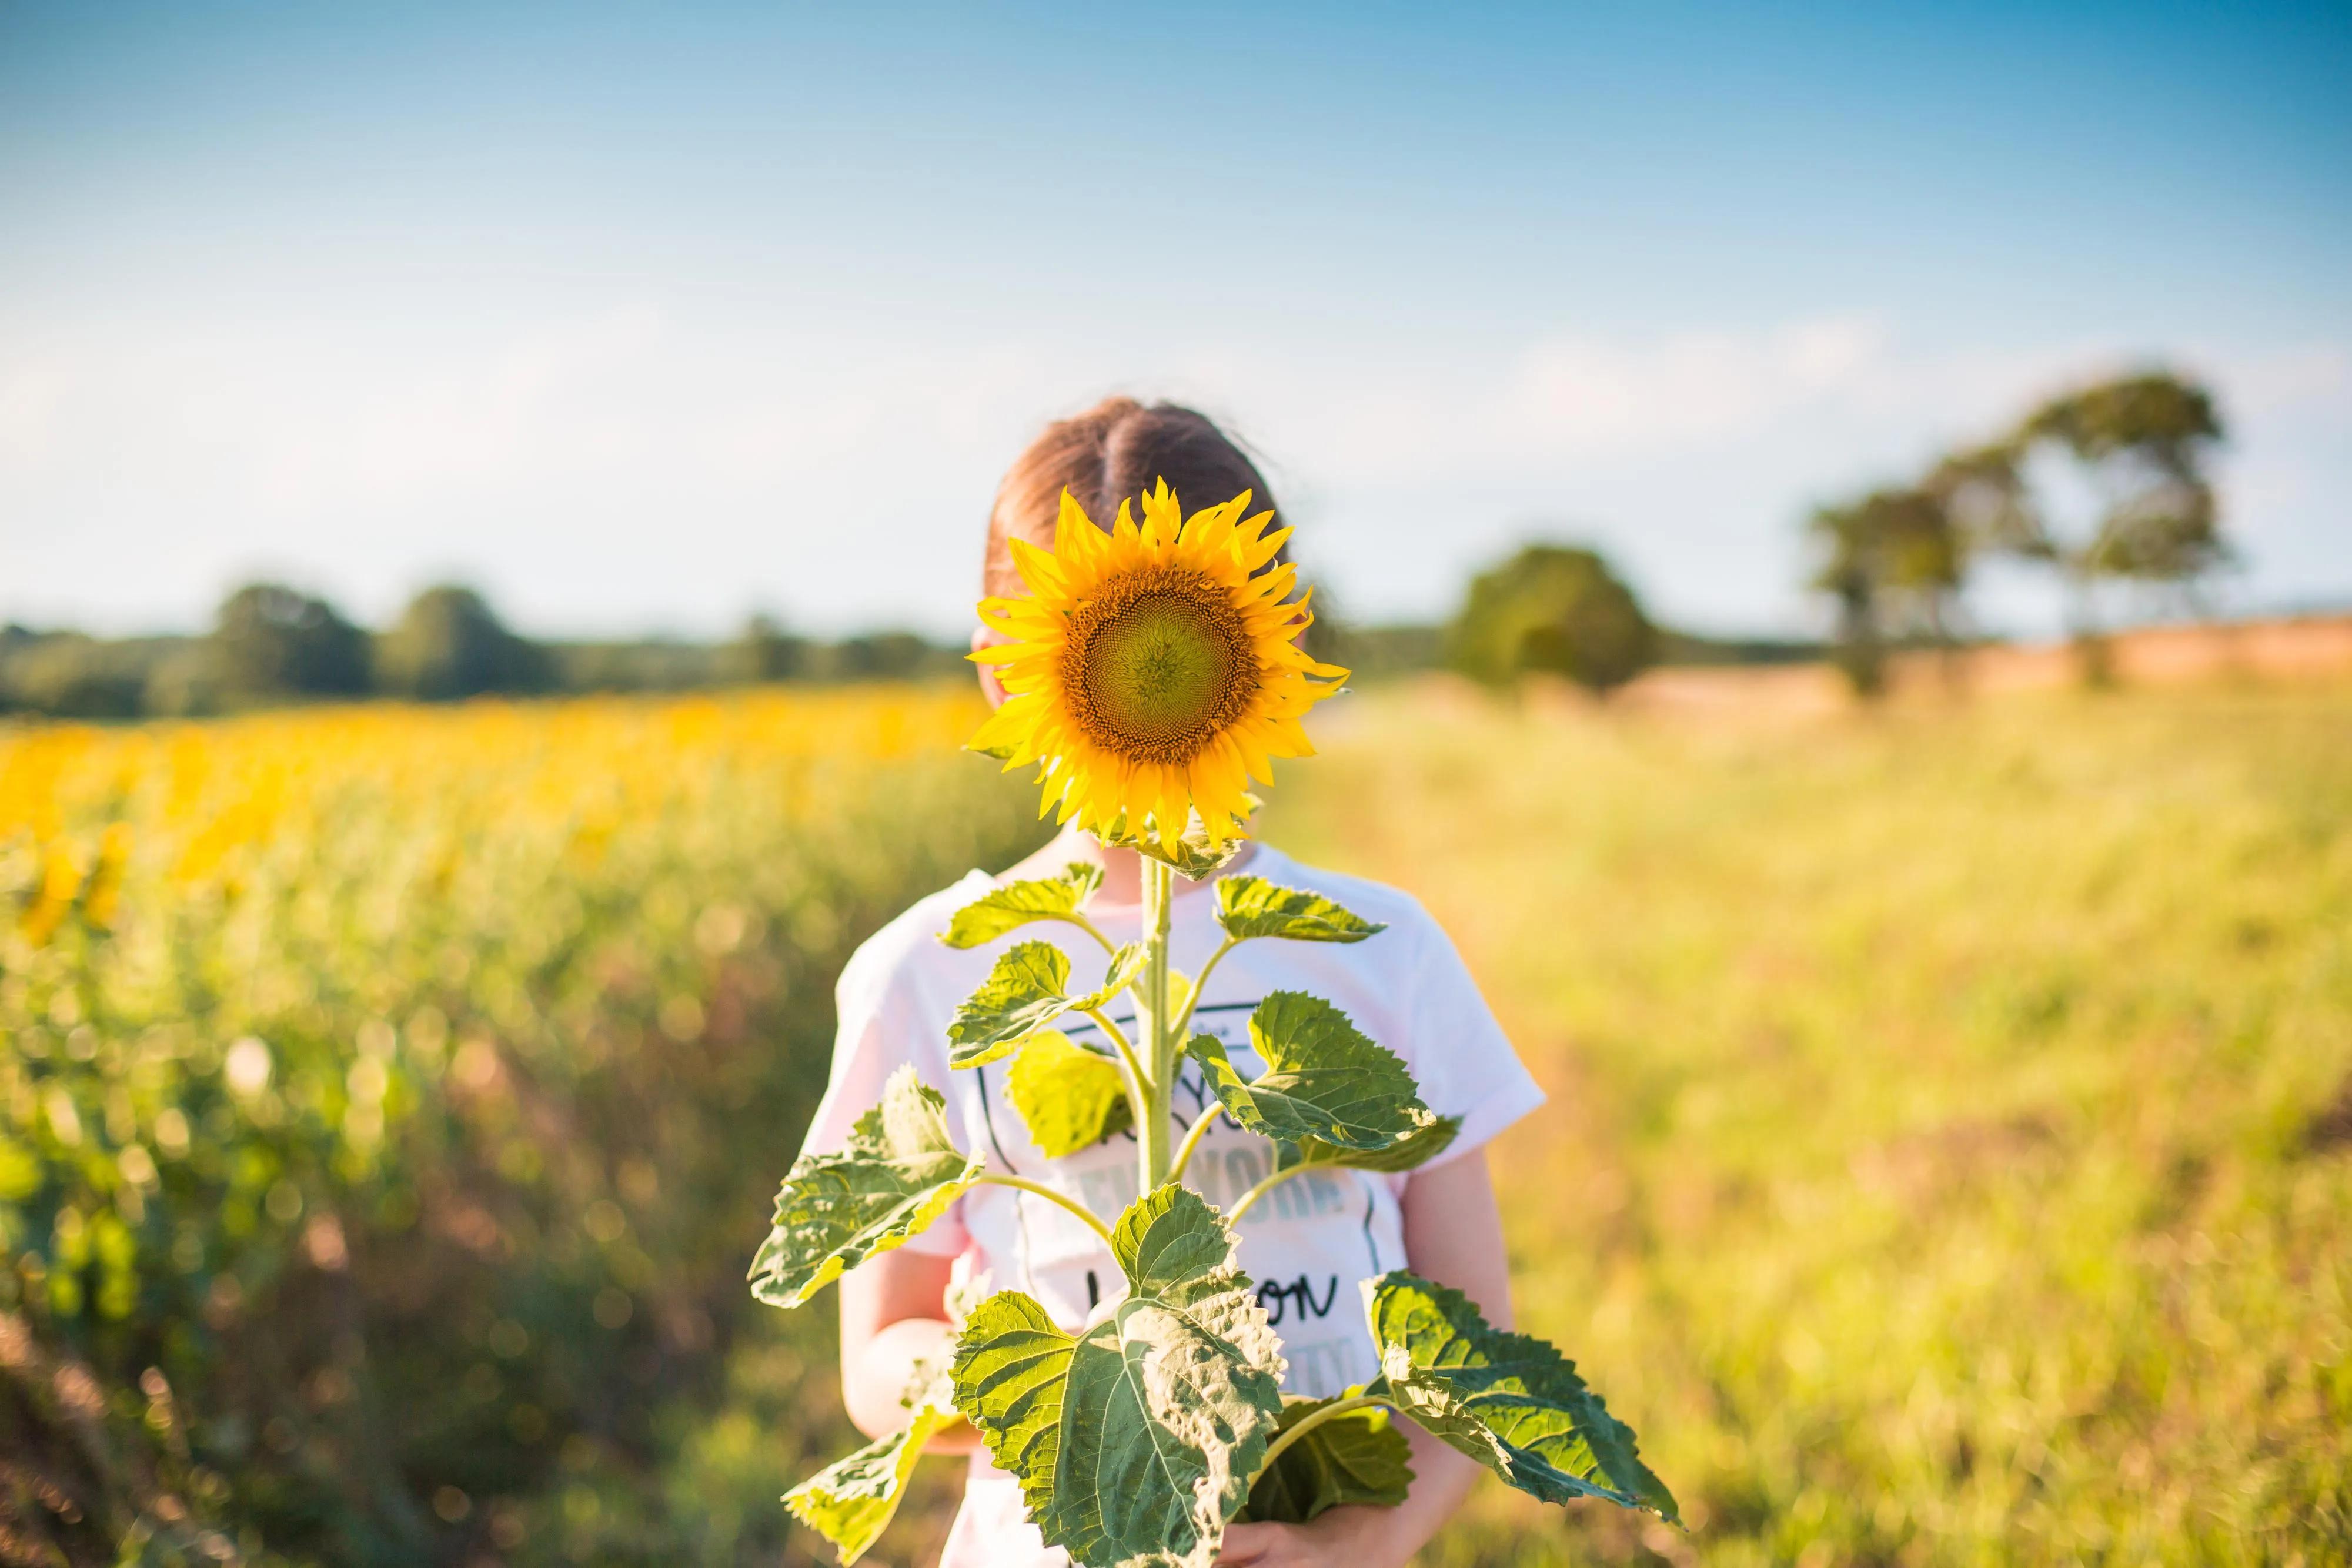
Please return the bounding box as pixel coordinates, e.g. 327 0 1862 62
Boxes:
1171 933 1241 1043
1168 1105 1224 1186
1227 1160 1317 1225
974 1173 1117 1248
1063 912 1119 956
1137 854 1177 1192
1082 1007 1147 1094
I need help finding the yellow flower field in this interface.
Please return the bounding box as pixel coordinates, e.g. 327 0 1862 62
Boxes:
1 688 1047 1566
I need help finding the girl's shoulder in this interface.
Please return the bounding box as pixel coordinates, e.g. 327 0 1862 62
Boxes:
833 868 998 1015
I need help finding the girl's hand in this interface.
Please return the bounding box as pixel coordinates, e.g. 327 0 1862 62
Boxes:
1217 1508 1407 1568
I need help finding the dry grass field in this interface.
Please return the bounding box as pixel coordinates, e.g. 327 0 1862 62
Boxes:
1267 677 2352 1566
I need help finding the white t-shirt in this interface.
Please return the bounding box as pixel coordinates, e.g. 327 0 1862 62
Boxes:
796 842 1546 1567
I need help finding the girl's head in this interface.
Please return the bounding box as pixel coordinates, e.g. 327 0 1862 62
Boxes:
983 397 1282 599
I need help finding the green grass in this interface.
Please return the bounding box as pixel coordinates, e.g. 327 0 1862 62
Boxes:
1265 681 2352 1566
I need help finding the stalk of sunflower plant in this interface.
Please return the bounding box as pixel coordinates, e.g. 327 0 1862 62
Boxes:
750 486 1676 1568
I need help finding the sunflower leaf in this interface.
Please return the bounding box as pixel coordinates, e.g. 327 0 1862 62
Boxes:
1142 834 1250 881
1214 877 1388 945
1006 1029 1134 1157
939 863 1105 949
1072 942 1148 1010
946 941 1073 1067
1184 993 1436 1154
786 1356 960 1563
749 1066 982 1310
784 1402 953 1563
1364 1272 1679 1523
1237 1394 1415 1524
953 1188 1286 1568
1094 805 1257 881
1279 1115 1463 1176
948 941 1147 1069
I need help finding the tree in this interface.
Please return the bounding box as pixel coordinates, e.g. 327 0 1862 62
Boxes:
0 633 149 718
1808 501 1890 697
828 631 962 682
1447 543 1656 694
1923 440 2037 559
2004 371 2228 677
721 613 810 683
374 585 548 701
1806 486 1970 697
212 583 371 701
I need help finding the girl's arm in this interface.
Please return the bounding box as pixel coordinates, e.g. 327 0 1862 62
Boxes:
1219 1148 1511 1567
838 1249 981 1451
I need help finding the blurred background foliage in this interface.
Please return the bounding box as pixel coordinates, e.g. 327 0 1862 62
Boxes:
1446 546 1658 695
1806 369 2229 696
0 594 978 723
0 690 1045 1566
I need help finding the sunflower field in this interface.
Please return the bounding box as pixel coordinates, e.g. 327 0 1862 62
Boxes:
4 678 2348 1567
0 690 1046 1567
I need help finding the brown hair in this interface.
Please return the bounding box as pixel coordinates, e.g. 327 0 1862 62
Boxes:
984 397 1283 597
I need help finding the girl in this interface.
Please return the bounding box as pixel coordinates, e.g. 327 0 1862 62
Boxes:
801 397 1546 1567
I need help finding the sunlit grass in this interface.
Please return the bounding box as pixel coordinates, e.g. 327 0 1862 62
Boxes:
1268 681 2352 1566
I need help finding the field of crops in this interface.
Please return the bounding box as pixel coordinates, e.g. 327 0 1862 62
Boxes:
0 690 1048 1567
4 678 2347 1566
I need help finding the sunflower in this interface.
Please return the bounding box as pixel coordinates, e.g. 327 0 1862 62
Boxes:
969 481 1348 852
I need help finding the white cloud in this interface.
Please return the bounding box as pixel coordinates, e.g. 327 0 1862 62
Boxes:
1501 315 1895 454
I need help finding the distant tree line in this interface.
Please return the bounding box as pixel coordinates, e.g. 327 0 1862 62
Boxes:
1806 369 2228 693
10 561 1825 721
1305 547 1818 699
8 529 1853 723
0 583 973 720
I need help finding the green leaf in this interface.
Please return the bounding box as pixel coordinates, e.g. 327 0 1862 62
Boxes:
947 941 1073 1067
1282 1115 1463 1176
1184 992 1437 1154
748 1067 983 1309
784 1403 952 1564
1214 877 1388 944
953 1188 1286 1568
940 863 1105 948
1093 805 1257 881
947 940 1144 1069
1143 835 1248 881
1074 942 1148 1010
1364 1272 1678 1522
1007 1030 1133 1157
786 1356 962 1562
1237 1395 1414 1524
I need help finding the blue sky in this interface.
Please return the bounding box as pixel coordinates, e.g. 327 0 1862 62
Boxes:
3 2 2346 640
